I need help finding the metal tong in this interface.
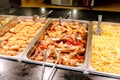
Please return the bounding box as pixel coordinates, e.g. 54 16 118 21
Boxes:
65 11 72 19
47 51 61 80
40 10 53 17
33 10 53 22
94 15 103 35
59 17 62 26
39 49 47 80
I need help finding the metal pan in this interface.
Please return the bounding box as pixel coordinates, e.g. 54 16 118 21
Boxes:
0 16 50 61
87 21 120 78
22 18 91 72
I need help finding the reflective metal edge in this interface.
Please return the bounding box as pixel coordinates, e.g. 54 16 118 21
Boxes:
87 21 120 79
22 18 91 72
83 20 92 73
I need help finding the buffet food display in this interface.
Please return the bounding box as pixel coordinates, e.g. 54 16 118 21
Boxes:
89 22 120 75
0 14 120 78
25 19 90 68
0 16 47 57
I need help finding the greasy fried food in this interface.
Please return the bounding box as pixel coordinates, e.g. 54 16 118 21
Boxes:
30 20 88 66
0 18 45 56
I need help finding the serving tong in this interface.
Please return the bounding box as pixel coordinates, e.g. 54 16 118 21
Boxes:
39 11 72 80
65 11 72 19
39 49 47 80
40 10 53 17
33 10 53 22
59 17 62 26
47 51 61 80
46 13 73 79
94 15 103 35
39 50 61 80
58 11 72 26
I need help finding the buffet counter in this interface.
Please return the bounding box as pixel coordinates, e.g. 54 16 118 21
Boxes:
0 7 120 80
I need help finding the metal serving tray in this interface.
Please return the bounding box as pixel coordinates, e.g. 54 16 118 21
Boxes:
87 21 120 78
0 16 50 61
22 18 91 72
